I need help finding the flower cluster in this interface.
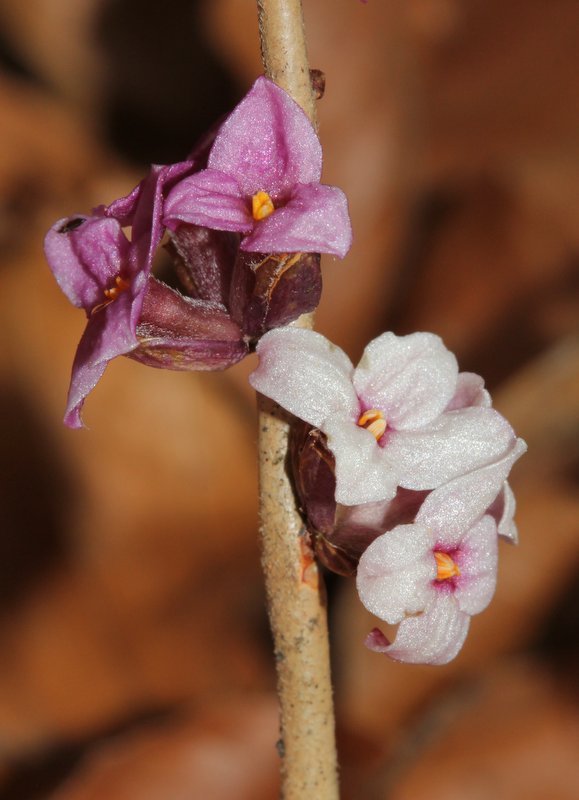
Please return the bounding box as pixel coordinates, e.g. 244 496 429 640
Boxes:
44 77 352 427
45 71 525 668
250 328 526 664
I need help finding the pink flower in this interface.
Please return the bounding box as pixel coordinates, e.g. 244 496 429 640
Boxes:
44 162 248 428
163 77 352 258
356 441 526 664
250 327 519 505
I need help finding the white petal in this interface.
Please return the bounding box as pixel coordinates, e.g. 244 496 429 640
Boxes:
353 332 458 430
366 595 470 665
488 481 519 544
416 437 527 546
455 515 498 615
388 407 518 491
356 524 436 624
446 372 492 410
249 328 357 427
324 417 399 506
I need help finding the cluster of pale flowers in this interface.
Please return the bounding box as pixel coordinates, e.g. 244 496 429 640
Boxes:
250 328 526 664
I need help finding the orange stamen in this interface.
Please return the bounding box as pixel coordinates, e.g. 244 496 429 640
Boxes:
252 190 275 221
91 275 130 315
357 408 386 441
434 551 461 581
104 275 130 300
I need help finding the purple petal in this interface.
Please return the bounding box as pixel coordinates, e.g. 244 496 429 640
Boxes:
249 328 358 428
44 216 131 310
387 407 518 491
167 224 238 306
356 524 436 624
365 595 470 665
416 437 527 546
241 183 352 257
64 353 108 429
446 372 491 411
64 292 139 428
163 169 253 233
454 514 498 615
323 417 399 506
353 332 458 430
208 76 322 197
132 278 246 370
128 162 200 289
105 160 195 230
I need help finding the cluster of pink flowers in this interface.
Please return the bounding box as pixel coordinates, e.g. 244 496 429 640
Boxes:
45 75 525 665
44 77 351 427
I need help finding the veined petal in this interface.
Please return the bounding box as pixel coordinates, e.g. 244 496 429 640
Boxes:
388 407 518 491
132 277 246 370
64 355 108 429
208 76 322 197
249 328 358 428
163 170 253 233
365 595 470 665
241 183 352 258
446 372 491 411
44 216 131 310
454 514 498 615
416 437 527 546
353 332 458 430
356 524 436 624
324 417 399 505
64 294 139 429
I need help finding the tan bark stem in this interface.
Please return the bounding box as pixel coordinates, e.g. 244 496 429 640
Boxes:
255 1 339 798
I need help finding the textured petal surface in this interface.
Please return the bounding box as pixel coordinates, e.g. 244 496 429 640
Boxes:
488 481 519 543
455 514 498 615
208 76 322 197
64 292 139 428
163 170 252 233
356 524 436 624
417 437 527 546
388 407 517 491
241 183 352 257
64 353 108 429
366 595 470 665
44 216 131 310
324 417 399 505
249 328 358 428
132 277 246 370
353 332 458 430
446 371 491 410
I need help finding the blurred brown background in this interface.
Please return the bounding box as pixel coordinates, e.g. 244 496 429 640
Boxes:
0 0 578 797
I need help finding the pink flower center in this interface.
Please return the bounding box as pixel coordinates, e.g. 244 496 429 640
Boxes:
252 190 275 221
91 275 130 315
357 408 387 441
434 551 461 581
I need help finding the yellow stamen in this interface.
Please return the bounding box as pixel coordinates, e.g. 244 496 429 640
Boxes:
91 275 130 315
434 551 461 581
357 408 387 441
252 190 275 221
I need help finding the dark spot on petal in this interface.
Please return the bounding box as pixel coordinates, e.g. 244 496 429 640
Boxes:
58 217 86 234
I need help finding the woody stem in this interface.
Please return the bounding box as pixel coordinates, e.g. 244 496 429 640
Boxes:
255 1 339 798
